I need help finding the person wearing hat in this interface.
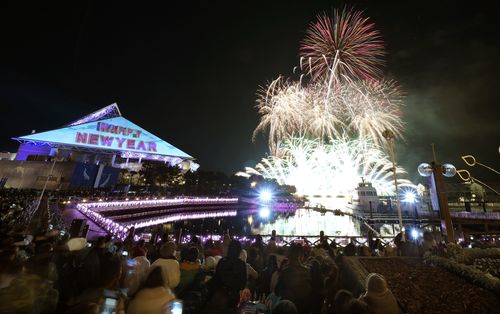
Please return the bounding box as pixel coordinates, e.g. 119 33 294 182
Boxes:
150 241 180 289
203 256 217 272
359 273 401 314
201 256 217 284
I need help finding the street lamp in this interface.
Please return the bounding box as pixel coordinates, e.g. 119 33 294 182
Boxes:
382 129 404 241
418 152 456 243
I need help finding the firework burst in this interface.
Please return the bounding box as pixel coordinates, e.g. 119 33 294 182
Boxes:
240 136 413 196
245 8 412 197
342 79 405 146
300 8 385 83
252 77 308 151
253 77 404 149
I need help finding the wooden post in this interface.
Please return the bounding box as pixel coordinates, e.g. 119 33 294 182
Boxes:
432 162 455 243
177 227 183 245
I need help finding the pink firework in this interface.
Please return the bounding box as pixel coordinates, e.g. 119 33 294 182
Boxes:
300 8 385 82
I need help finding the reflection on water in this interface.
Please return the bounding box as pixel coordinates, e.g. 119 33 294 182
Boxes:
255 208 361 236
254 196 361 236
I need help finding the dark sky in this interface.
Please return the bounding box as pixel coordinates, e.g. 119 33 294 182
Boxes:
1 1 499 182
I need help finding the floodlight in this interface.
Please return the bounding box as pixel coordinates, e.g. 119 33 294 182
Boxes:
259 207 270 218
259 190 273 202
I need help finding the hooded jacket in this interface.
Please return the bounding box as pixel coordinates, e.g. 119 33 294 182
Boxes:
127 286 175 314
359 273 400 314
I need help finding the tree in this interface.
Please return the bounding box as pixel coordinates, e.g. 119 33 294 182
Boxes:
139 162 184 192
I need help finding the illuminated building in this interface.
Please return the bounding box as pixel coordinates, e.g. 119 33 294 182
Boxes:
0 103 198 189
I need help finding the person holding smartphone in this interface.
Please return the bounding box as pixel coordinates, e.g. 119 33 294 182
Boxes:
69 254 126 314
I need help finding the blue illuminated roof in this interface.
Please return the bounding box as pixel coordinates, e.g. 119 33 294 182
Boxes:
14 104 193 160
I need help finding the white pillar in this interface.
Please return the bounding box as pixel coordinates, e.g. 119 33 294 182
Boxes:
94 164 105 188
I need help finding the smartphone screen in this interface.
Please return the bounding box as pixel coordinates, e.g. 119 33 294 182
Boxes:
101 289 119 314
241 302 257 314
163 299 183 314
100 297 117 314
171 300 182 314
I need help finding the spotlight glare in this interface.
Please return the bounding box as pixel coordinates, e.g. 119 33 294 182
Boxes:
259 207 271 218
403 191 417 203
259 190 273 202
411 229 419 240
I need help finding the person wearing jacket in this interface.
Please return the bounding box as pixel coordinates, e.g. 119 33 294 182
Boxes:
128 267 176 314
275 243 312 314
125 245 151 296
175 247 201 295
210 240 247 311
359 273 400 314
150 241 180 290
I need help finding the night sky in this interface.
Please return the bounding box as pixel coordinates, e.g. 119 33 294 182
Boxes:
1 1 499 182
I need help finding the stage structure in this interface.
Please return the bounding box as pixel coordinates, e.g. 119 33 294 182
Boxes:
0 103 198 189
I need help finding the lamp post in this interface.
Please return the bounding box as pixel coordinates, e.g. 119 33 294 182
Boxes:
418 148 456 243
382 129 404 241
29 150 58 234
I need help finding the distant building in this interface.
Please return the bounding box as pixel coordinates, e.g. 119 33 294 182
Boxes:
0 152 16 160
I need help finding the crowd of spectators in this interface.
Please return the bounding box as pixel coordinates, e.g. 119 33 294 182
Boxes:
1 189 499 314
0 207 402 314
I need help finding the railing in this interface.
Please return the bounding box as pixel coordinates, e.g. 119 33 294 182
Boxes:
450 211 500 220
365 212 437 220
130 210 238 229
74 197 241 240
76 197 239 212
323 207 500 222
175 233 397 247
363 211 500 222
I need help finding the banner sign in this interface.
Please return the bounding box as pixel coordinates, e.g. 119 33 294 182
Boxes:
428 173 440 211
75 121 157 152
71 163 98 187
